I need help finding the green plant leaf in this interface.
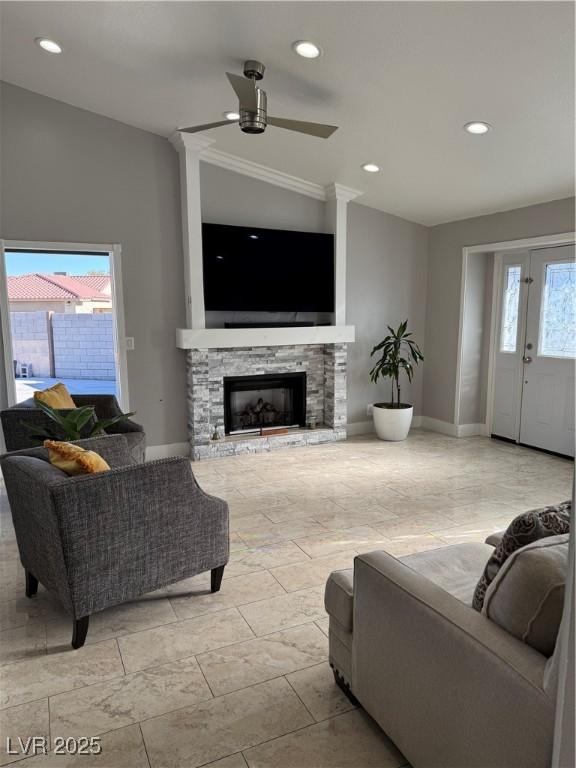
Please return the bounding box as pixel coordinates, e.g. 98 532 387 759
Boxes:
89 411 136 437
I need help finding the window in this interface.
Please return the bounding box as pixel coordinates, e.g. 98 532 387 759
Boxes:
500 265 522 353
539 262 576 358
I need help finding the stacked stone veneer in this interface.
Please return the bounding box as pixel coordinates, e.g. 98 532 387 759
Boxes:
186 343 347 460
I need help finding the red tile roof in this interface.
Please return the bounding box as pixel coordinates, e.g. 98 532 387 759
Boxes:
7 274 111 301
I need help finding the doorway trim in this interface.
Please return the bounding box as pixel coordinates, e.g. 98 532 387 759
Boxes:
0 240 130 410
454 231 575 435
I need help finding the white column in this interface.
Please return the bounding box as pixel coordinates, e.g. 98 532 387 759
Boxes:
170 132 215 329
324 183 362 326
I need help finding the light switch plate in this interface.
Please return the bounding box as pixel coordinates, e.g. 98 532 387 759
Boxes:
125 337 135 351
366 403 374 416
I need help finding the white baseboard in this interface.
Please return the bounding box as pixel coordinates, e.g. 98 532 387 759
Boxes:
146 442 190 460
347 414 422 437
346 420 374 436
420 417 486 438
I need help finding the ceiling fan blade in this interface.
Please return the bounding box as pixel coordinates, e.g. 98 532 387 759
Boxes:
267 116 338 139
226 72 258 111
179 120 237 134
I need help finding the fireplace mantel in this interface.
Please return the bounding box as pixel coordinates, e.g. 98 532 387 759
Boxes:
176 325 355 350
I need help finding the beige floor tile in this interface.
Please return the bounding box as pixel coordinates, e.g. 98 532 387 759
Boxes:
169 570 285 620
315 618 329 636
0 639 124 710
229 513 275 533
286 662 355 721
20 724 149 768
0 592 68 633
118 607 254 673
294 526 390 559
204 755 248 768
50 655 212 737
0 699 49 766
46 597 177 648
374 512 458 538
141 677 314 768
197 623 327 696
225 542 310 579
333 490 404 510
0 623 46 667
377 533 445 557
264 499 342 524
238 520 328 548
239 586 326 636
312 507 398 530
270 551 357 592
243 709 405 768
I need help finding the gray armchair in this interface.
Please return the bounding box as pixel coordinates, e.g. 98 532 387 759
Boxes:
0 394 146 462
0 435 229 649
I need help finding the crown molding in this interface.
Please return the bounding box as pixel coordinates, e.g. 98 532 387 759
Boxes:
324 183 363 202
170 131 216 154
169 132 364 203
200 147 328 200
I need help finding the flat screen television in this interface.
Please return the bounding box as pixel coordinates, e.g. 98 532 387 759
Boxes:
202 223 334 312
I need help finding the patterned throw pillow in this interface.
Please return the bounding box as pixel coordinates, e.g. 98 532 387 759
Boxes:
473 502 571 611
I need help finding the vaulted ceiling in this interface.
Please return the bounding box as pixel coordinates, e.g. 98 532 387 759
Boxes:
1 1 574 224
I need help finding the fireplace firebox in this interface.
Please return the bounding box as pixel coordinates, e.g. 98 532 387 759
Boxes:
224 372 307 435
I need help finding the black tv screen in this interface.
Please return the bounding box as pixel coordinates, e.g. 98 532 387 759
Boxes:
202 223 334 312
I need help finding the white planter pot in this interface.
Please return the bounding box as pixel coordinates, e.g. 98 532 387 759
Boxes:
373 404 413 441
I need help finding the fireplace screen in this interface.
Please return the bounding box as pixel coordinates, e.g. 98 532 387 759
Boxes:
224 372 307 435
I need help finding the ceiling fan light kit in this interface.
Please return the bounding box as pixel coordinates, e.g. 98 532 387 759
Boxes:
180 59 338 139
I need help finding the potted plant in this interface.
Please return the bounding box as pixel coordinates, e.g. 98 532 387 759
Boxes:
21 400 135 442
369 320 423 441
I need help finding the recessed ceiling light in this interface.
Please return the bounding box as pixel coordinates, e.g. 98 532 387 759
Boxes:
249 234 259 240
223 111 240 121
361 163 380 173
463 121 492 135
292 40 322 59
35 38 62 54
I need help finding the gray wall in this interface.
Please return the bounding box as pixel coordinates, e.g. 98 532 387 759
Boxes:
346 203 429 424
424 197 575 424
200 163 331 329
0 82 185 447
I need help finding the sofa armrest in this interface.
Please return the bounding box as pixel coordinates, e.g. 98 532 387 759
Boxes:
49 458 229 616
352 550 554 768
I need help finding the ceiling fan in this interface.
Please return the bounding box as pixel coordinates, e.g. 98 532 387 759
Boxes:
179 59 338 139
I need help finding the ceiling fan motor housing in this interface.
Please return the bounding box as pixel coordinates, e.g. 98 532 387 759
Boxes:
240 88 267 133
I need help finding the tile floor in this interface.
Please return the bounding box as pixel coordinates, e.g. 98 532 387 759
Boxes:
0 431 572 767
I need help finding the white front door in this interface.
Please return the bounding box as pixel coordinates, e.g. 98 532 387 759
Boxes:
492 244 575 457
519 246 575 456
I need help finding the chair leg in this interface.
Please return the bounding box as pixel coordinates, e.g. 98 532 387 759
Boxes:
25 571 38 598
211 565 225 593
72 617 90 649
331 665 360 706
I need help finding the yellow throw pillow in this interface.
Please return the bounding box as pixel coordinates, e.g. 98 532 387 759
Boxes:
34 382 76 409
44 440 110 476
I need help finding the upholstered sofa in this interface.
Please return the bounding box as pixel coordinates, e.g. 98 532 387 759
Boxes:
0 435 229 648
1 394 146 463
325 534 570 768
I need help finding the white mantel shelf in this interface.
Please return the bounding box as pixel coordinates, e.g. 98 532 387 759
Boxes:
176 325 356 350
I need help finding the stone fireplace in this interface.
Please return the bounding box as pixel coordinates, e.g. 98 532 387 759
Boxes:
186 343 347 459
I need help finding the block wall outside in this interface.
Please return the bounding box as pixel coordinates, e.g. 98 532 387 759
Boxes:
52 313 116 380
10 311 53 377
